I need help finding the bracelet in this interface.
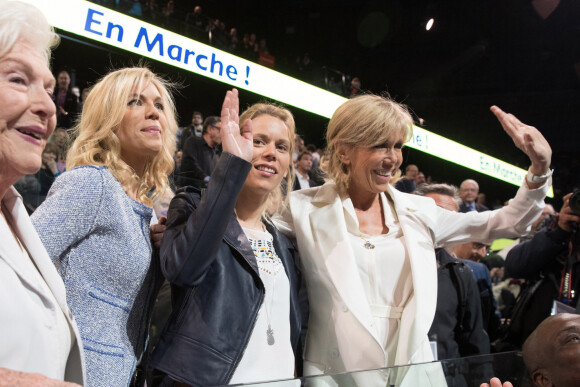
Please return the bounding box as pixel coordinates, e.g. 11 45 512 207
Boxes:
526 168 553 183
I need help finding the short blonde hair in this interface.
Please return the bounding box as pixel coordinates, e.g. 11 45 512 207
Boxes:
239 103 296 213
67 67 178 206
326 94 414 194
0 0 60 65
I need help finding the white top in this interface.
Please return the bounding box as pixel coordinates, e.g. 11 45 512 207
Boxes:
296 171 311 190
0 213 74 380
342 192 413 366
229 227 294 384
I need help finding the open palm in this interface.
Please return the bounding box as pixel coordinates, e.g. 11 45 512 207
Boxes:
220 89 253 162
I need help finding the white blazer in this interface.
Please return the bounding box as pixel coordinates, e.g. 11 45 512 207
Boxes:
278 179 548 385
0 187 85 384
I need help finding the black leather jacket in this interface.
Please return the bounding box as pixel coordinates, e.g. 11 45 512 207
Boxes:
149 153 303 386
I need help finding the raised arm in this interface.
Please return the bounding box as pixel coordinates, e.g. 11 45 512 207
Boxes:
160 89 255 286
490 106 552 189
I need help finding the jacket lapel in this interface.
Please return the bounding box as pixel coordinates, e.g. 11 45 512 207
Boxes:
309 185 381 346
388 187 437 364
2 188 70 313
223 213 260 276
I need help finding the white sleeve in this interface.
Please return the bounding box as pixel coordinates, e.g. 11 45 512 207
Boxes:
432 178 551 248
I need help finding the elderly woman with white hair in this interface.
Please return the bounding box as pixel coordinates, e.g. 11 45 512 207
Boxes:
0 1 85 385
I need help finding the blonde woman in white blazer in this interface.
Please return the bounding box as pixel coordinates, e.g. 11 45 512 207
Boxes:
0 1 84 385
276 95 552 386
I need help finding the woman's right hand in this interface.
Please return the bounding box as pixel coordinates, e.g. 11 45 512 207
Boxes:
220 89 253 162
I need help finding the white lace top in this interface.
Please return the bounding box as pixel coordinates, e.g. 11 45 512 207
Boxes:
229 227 294 384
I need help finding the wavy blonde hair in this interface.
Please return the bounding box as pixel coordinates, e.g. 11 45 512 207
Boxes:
326 94 414 194
67 67 178 206
239 103 296 213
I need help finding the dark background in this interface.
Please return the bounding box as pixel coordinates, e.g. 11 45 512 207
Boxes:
52 0 580 207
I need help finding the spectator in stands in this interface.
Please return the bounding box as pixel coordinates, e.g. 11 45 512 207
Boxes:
32 67 177 387
414 184 490 364
523 313 580 387
185 5 206 40
348 76 362 97
159 0 175 30
180 115 221 188
293 151 324 190
394 163 418 193
0 1 84 384
306 144 320 170
53 70 79 129
127 0 143 18
149 90 303 386
48 127 70 173
415 171 426 186
454 240 500 340
481 313 580 387
36 142 61 202
79 86 90 111
504 191 579 346
229 27 239 53
178 110 203 149
275 95 552 383
459 179 489 212
293 134 305 163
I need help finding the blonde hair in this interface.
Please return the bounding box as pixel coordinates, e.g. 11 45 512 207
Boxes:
67 67 178 206
0 0 59 65
326 94 414 194
239 103 296 213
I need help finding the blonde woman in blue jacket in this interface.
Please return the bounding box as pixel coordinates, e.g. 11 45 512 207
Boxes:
32 67 177 387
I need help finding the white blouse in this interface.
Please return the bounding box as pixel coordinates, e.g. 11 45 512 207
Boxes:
342 192 413 366
0 213 74 380
229 227 294 384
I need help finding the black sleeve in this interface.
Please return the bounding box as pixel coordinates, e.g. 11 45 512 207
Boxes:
456 265 491 357
506 227 571 279
160 153 251 287
180 137 209 187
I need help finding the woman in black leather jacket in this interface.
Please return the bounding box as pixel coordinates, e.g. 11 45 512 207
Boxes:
149 89 303 386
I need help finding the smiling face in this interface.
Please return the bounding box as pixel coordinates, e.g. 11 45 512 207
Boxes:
243 114 291 196
341 135 404 198
0 41 56 183
116 83 167 167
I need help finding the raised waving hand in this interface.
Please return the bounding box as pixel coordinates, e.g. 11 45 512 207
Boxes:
220 89 253 162
490 106 552 186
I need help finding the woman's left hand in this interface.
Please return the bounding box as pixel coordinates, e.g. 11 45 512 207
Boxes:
220 89 253 162
150 216 166 250
490 106 552 179
480 377 513 387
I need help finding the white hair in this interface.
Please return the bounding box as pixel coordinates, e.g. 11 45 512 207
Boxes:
0 0 60 65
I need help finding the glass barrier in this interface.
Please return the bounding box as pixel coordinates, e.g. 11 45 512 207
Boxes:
225 351 530 387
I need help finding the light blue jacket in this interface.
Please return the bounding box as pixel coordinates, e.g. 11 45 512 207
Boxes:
32 165 162 387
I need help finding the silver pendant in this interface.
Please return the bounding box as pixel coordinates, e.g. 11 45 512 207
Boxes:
364 240 375 249
267 324 275 345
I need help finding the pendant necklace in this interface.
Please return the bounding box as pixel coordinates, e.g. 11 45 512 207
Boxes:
264 273 277 345
360 234 375 249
